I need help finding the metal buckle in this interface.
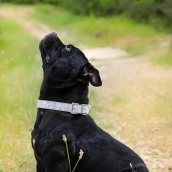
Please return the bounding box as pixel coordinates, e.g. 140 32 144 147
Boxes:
81 104 90 115
71 103 79 114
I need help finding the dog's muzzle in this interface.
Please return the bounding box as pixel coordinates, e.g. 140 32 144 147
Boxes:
37 100 91 115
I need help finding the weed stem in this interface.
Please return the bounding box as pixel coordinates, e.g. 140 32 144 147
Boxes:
72 149 84 172
63 135 71 172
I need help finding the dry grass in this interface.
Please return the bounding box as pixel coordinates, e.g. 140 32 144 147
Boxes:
89 57 172 172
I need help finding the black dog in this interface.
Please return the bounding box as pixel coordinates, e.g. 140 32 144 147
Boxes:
31 32 149 172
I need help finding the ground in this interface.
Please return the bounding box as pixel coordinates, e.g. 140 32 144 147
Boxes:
0 5 172 172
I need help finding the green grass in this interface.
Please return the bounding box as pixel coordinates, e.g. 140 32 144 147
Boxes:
29 4 172 64
0 18 41 171
151 49 172 65
29 4 162 54
156 54 172 65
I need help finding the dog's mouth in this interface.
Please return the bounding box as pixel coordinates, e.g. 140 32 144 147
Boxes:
44 32 61 46
40 32 64 52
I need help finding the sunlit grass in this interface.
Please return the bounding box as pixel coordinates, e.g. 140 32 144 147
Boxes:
0 18 40 171
29 4 162 54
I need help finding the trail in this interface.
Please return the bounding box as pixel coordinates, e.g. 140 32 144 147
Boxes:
0 6 127 60
0 6 55 39
1 6 172 172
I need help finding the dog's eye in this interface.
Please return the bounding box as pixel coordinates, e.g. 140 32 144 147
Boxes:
65 45 72 52
46 54 51 63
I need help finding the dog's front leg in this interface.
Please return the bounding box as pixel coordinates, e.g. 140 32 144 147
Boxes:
44 159 68 172
36 164 44 172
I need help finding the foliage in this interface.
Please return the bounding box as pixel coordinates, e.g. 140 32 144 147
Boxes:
1 0 172 29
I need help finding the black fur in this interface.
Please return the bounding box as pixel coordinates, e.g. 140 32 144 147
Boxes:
31 32 149 172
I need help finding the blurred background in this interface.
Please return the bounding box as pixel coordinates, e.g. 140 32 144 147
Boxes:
0 0 172 171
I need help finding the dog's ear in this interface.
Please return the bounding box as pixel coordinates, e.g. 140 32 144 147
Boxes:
81 63 102 87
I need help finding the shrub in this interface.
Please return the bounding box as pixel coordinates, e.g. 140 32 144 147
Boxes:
1 0 172 29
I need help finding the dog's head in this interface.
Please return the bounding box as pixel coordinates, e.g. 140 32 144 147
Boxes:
39 32 102 88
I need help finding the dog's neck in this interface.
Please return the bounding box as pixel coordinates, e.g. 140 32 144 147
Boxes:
39 82 89 104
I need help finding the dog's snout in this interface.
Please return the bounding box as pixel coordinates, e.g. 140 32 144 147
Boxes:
44 32 62 47
52 32 57 37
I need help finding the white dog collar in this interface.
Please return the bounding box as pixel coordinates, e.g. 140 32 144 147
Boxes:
37 100 91 115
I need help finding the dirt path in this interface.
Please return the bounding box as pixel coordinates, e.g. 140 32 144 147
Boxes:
1 6 172 172
0 6 127 60
0 6 54 39
94 57 172 172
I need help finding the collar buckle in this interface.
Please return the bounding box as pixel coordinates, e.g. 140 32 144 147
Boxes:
81 104 90 115
71 102 79 114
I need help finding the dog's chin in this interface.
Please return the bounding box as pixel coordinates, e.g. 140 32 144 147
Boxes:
47 68 89 89
48 77 79 89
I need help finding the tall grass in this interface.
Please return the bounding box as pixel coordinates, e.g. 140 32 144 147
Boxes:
0 18 40 171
